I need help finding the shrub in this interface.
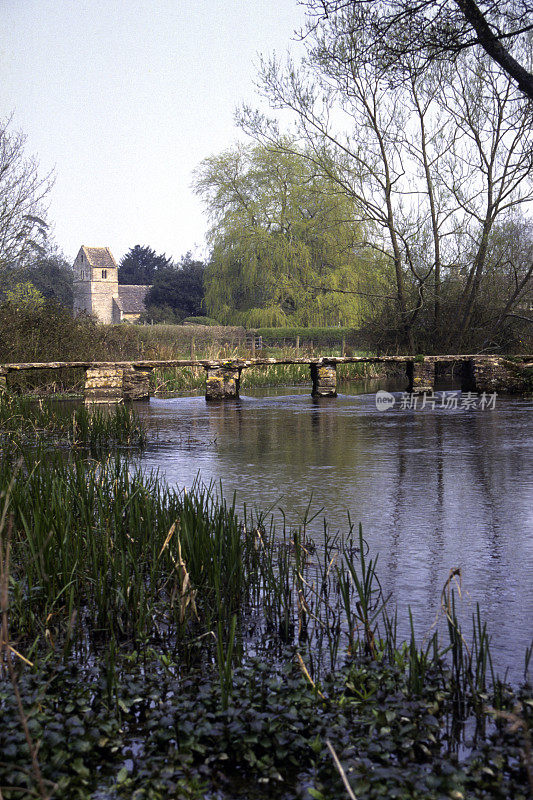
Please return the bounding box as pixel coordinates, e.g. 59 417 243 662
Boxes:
0 301 146 364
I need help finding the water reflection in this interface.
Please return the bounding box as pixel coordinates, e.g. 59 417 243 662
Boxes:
136 383 533 677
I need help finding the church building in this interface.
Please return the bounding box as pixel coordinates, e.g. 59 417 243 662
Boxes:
72 246 151 323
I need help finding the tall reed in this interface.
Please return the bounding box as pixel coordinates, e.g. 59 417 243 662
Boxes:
0 395 146 451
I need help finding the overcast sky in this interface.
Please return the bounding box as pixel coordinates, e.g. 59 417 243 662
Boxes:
0 0 306 264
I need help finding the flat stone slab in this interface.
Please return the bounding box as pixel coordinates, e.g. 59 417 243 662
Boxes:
1 354 532 372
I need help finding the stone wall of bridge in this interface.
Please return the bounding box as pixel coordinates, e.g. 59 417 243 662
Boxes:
122 366 152 401
470 357 533 394
84 366 123 403
205 365 241 400
310 362 337 397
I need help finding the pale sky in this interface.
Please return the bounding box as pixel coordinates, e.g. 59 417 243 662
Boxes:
0 0 306 264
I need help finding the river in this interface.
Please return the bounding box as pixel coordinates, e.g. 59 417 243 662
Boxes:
135 381 533 680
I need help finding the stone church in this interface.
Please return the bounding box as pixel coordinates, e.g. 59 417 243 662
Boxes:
72 246 151 323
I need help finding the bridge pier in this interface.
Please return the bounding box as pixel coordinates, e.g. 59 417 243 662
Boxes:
205 364 241 400
311 361 337 397
122 365 152 401
84 366 123 403
407 359 435 394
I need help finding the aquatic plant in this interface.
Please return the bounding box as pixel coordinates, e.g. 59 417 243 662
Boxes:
0 395 146 452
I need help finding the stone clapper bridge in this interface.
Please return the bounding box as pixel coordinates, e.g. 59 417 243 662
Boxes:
0 355 531 401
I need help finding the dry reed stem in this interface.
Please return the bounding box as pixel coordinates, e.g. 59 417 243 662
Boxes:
297 571 338 621
176 539 199 624
326 739 357 800
158 520 177 558
157 522 199 623
296 652 325 700
0 642 33 666
424 567 471 653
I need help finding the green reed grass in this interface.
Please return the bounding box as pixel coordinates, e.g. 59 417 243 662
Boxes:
152 366 205 394
3 452 259 655
241 362 310 388
0 395 146 451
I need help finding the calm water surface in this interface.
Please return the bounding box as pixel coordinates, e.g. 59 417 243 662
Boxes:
135 382 533 678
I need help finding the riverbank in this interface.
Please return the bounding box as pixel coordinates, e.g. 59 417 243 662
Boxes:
1 428 531 799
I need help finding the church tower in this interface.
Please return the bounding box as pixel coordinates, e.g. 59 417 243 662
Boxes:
73 246 119 324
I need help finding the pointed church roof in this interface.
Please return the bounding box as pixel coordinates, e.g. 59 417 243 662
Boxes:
78 246 117 268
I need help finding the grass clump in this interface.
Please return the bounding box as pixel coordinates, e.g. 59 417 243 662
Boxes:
0 395 146 452
241 361 311 388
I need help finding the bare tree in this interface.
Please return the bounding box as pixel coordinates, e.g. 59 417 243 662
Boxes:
478 216 533 346
0 116 53 270
302 1 533 101
436 50 533 345
239 5 532 350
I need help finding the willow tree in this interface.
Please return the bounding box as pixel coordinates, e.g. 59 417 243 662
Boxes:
193 143 385 327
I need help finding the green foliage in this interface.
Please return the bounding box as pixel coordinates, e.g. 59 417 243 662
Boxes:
1 250 73 307
2 652 531 799
3 281 44 311
144 253 205 321
141 303 183 324
118 244 171 284
0 299 143 368
194 142 386 327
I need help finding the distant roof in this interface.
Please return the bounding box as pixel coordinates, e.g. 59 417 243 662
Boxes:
117 285 151 314
80 246 117 268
